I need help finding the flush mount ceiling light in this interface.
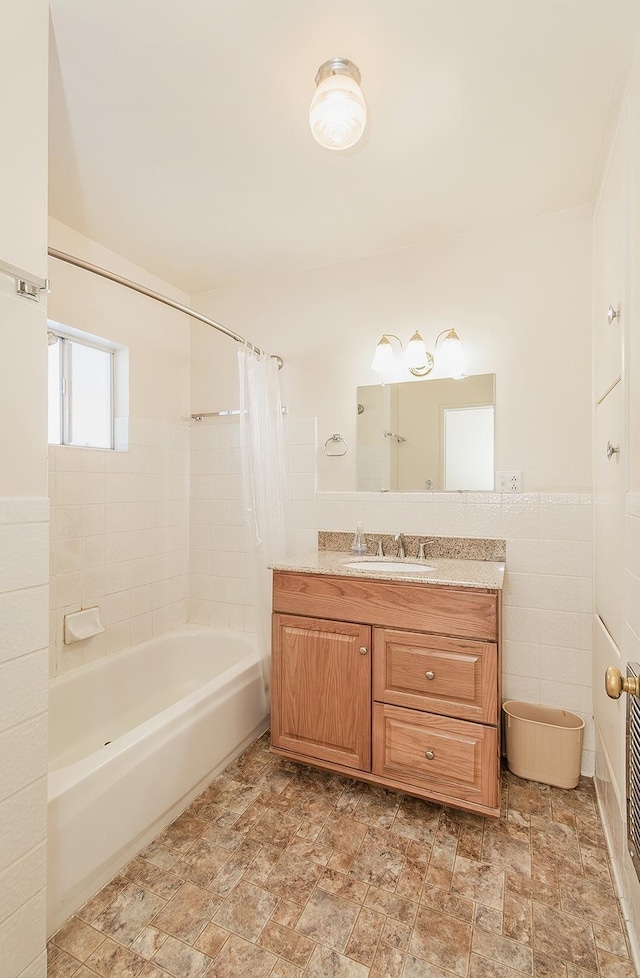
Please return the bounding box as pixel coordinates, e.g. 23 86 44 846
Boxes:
371 329 465 379
309 58 366 151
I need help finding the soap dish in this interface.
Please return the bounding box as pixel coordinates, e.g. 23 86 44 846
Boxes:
64 607 105 644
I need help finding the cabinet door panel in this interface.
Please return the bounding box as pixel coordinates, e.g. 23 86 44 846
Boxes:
373 703 498 808
271 614 371 770
373 628 498 723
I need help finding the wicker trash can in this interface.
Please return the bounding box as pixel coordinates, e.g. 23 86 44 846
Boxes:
502 700 585 789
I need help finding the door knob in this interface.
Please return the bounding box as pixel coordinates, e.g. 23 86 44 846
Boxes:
358 646 368 655
605 666 640 699
425 750 435 760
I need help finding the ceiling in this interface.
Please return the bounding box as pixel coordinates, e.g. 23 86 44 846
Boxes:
48 0 637 295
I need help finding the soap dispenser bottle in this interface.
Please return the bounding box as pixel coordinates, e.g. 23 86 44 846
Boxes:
351 521 367 555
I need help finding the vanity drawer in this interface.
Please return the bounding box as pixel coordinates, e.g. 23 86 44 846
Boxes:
373 703 499 809
373 628 498 724
273 572 498 640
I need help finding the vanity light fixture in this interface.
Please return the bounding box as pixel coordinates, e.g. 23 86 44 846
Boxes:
309 58 366 151
371 329 465 379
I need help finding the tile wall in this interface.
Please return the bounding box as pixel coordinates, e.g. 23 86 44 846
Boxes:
188 417 317 630
0 498 49 977
48 418 190 676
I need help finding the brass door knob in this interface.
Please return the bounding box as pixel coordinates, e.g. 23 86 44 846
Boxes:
425 750 435 760
605 666 640 699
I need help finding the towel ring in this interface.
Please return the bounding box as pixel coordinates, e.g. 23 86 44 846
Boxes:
324 433 347 457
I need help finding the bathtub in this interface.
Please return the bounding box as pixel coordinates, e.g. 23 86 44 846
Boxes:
47 626 268 935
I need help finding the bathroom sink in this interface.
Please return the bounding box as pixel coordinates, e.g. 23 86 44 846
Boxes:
345 560 436 573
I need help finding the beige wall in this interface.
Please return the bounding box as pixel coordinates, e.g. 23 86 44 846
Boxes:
0 2 49 975
191 206 592 493
48 219 191 424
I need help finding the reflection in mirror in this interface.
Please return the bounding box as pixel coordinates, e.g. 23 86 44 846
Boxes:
356 373 495 491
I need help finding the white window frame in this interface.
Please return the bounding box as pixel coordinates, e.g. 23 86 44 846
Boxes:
48 326 116 450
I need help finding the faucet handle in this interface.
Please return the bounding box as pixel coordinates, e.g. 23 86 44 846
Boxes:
417 541 427 560
371 539 384 557
394 534 405 558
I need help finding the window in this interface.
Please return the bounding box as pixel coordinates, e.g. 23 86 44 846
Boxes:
48 326 116 449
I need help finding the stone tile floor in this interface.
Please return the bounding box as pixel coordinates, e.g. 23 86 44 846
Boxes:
48 733 636 978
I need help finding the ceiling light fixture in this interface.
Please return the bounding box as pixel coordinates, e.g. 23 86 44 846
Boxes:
371 329 465 379
309 58 366 151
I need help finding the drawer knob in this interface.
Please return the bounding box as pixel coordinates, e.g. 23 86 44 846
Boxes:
425 670 435 680
358 646 368 655
425 749 435 760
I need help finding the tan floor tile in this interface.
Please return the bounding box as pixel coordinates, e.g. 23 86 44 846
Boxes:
208 934 277 978
152 881 220 944
93 884 166 948
420 883 475 923
475 904 503 935
532 902 598 973
348 836 405 890
482 821 532 877
193 921 229 959
156 813 208 854
258 920 315 968
532 951 568 977
316 867 368 904
207 843 261 897
391 796 441 846
503 889 533 946
365 885 418 924
381 916 411 951
47 947 85 978
369 942 406 977
76 877 129 924
200 822 244 851
305 944 369 978
452 855 505 910
596 949 637 976
213 779 261 814
264 850 323 904
558 872 621 930
344 906 384 966
85 937 146 977
271 899 304 929
409 906 472 977
270 960 304 978
171 837 232 888
353 786 401 830
241 843 282 884
506 873 559 908
123 858 184 900
471 927 534 974
593 923 629 958
469 952 528 977
151 935 211 978
249 808 302 848
404 956 461 978
315 815 368 854
53 916 105 960
212 880 279 942
295 887 360 953
137 841 181 871
130 926 168 960
137 965 169 978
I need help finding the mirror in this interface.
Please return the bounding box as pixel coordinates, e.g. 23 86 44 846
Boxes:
356 373 495 491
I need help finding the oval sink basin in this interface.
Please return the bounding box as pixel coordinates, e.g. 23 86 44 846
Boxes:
345 560 436 573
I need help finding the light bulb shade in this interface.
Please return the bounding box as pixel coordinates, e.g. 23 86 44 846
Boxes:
438 329 465 379
310 59 366 151
371 336 395 372
405 330 427 369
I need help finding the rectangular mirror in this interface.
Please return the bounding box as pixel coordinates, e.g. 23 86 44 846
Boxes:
356 373 495 491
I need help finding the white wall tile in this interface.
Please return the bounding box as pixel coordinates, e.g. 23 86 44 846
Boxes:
0 588 48 666
0 843 46 926
0 717 47 803
0 889 46 978
0 652 47 733
0 525 48 593
0 780 47 875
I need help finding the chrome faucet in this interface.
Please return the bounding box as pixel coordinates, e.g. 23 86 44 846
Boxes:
417 541 427 560
394 534 405 558
371 539 384 557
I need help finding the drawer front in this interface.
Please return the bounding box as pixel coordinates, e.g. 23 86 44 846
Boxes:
273 572 498 640
373 629 498 723
373 704 499 808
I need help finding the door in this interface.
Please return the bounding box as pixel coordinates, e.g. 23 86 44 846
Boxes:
271 614 372 770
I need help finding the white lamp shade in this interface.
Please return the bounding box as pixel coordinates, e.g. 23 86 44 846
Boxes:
309 73 367 151
438 331 465 379
371 336 395 372
406 331 428 369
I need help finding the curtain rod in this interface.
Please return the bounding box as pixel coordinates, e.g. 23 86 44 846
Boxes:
47 248 283 368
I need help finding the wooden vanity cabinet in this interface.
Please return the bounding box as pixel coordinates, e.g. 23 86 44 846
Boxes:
271 571 501 817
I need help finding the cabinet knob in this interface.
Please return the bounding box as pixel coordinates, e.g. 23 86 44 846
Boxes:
425 750 435 760
425 670 435 680
358 646 368 655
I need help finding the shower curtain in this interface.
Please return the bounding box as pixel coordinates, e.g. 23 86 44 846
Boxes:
238 348 294 690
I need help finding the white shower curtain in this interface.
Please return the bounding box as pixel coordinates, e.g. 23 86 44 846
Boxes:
238 348 294 690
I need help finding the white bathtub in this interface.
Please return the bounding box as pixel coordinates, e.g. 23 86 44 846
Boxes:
47 626 268 935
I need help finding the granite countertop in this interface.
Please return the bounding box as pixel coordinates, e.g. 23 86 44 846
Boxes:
269 550 505 590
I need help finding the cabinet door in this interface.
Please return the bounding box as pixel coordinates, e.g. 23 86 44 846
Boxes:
271 614 371 771
373 628 498 724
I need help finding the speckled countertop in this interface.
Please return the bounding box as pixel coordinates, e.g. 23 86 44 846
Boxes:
269 550 505 590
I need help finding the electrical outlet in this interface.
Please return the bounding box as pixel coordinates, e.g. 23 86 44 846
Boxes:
496 470 522 492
